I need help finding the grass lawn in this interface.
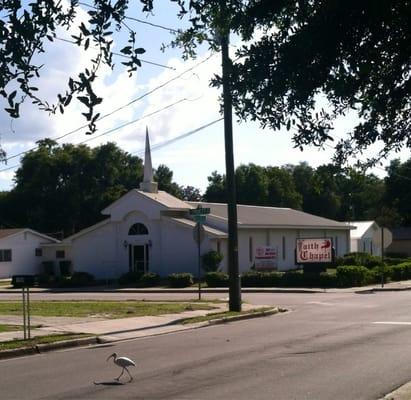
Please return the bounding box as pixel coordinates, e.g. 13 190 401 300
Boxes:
0 300 217 319
0 324 23 333
0 333 90 351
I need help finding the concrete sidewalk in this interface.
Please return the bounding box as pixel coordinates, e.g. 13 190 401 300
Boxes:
0 302 274 343
2 279 411 294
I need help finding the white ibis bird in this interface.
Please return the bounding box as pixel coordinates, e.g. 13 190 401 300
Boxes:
106 353 136 382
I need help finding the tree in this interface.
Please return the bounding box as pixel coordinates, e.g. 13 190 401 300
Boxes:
6 141 144 235
0 0 153 142
154 164 183 198
3 1 410 163
168 0 411 165
385 159 411 225
181 186 202 201
203 171 226 203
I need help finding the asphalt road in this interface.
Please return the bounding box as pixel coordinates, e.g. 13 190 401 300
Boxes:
2 290 411 399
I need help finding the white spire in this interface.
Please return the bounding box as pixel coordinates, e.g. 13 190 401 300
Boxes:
139 127 158 193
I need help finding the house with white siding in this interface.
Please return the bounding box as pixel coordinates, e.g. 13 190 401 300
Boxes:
0 229 59 278
40 131 353 279
349 221 392 256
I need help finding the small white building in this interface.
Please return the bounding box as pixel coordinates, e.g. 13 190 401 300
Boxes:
40 131 353 279
348 221 392 256
0 228 59 279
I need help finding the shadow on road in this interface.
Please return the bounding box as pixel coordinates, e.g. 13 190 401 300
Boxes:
93 380 124 386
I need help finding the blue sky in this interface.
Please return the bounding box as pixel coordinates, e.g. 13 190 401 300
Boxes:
0 1 409 192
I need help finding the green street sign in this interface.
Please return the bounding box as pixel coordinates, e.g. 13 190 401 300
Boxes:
193 215 206 223
189 207 210 215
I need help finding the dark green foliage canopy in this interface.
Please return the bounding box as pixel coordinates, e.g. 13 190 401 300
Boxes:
1 0 410 163
0 141 144 236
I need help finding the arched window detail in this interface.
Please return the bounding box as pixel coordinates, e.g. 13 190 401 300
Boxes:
128 223 149 235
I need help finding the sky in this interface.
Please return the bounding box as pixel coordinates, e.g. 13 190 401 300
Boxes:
0 1 410 193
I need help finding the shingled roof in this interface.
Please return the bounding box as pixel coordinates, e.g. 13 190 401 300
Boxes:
188 202 352 230
0 229 25 239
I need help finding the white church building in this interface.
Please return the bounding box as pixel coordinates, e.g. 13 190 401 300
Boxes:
37 132 353 279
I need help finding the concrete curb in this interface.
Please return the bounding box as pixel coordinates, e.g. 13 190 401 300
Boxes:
0 308 281 359
0 336 98 360
381 381 411 399
206 307 282 325
0 287 322 294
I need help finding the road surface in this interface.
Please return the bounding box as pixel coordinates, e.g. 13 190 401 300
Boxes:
1 290 411 399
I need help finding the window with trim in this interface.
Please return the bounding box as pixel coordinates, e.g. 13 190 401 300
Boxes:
0 249 12 262
35 248 42 257
128 223 148 235
56 250 65 259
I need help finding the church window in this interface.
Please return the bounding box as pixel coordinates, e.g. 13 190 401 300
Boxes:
128 223 149 235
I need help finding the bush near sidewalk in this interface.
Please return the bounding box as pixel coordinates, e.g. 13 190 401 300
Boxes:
167 273 194 288
204 272 229 287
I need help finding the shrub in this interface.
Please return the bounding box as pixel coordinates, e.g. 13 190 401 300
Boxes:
204 271 229 287
37 273 55 286
59 260 72 276
42 261 55 275
201 251 223 272
390 262 411 281
384 257 410 266
336 265 373 287
71 271 94 286
168 273 194 288
336 252 383 269
118 271 143 285
318 272 338 288
281 271 305 287
139 272 161 287
385 252 409 259
241 271 262 287
241 271 282 287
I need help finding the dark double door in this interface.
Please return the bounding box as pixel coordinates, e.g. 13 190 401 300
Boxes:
129 244 149 273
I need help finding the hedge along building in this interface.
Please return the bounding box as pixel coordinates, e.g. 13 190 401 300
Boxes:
41 131 353 279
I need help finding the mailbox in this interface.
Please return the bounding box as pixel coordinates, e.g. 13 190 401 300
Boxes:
12 275 36 288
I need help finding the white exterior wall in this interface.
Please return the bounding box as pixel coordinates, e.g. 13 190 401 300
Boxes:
0 232 55 278
236 228 350 273
160 219 212 277
70 223 118 279
350 225 392 257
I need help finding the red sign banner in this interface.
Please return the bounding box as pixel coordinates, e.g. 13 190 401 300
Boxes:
296 238 333 264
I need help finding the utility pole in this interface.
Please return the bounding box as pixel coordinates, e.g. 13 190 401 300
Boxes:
219 2 241 312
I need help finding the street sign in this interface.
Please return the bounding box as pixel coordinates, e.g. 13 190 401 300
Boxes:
189 207 210 215
193 215 206 223
193 223 205 244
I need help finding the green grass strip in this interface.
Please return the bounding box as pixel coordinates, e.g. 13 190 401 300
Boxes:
0 324 23 333
182 307 276 324
0 300 216 318
0 333 90 351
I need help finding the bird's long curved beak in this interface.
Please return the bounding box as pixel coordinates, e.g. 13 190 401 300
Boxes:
106 354 114 362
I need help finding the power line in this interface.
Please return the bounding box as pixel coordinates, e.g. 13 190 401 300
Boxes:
1 52 216 165
0 117 224 174
77 2 179 33
76 98 190 145
55 36 176 70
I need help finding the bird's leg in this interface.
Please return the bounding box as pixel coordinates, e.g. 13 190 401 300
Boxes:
125 367 133 382
115 368 125 381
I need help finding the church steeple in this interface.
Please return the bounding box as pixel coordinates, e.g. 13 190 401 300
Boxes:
140 127 158 193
